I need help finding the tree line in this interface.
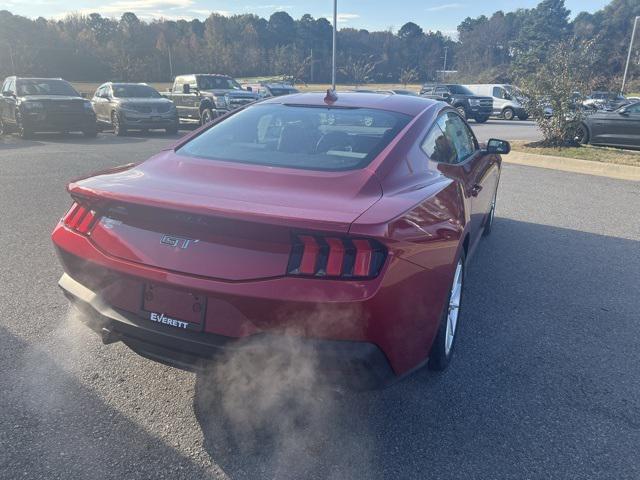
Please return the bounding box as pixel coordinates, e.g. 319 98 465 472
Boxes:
0 0 638 89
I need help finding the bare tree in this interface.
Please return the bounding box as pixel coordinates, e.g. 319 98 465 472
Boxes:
399 66 419 87
340 56 379 87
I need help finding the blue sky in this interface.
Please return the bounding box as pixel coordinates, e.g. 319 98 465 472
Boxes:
4 0 610 35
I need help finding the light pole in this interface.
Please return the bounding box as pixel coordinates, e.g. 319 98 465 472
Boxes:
621 15 639 95
442 46 448 82
332 0 337 91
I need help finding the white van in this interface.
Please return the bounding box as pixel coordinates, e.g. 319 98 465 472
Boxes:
464 84 529 121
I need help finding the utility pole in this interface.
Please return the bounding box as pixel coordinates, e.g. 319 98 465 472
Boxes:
168 44 174 80
621 16 639 95
9 44 16 75
332 0 337 90
442 46 448 82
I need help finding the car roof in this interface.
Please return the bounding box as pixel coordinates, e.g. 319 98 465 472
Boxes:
259 91 436 116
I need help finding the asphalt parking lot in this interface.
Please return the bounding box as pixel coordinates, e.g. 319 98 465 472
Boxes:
1 125 638 480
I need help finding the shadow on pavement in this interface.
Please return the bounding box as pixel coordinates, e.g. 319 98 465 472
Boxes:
0 325 217 480
193 218 640 480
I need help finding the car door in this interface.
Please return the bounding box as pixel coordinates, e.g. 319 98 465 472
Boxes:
427 112 498 245
589 109 631 146
435 86 451 103
617 103 640 147
2 78 18 127
492 86 507 115
92 86 109 125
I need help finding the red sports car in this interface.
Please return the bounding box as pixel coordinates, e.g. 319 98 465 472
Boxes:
52 91 509 387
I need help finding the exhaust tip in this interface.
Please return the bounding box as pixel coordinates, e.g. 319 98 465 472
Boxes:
101 327 119 345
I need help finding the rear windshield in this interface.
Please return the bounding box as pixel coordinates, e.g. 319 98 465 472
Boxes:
112 84 161 98
177 104 412 171
17 79 78 96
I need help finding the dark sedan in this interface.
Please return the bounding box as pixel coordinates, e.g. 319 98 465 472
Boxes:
576 102 640 149
0 77 97 139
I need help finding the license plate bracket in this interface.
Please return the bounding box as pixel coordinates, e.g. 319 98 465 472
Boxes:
142 284 206 331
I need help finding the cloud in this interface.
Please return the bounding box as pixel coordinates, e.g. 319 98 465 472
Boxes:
321 12 360 24
98 0 194 14
190 8 232 17
425 3 464 12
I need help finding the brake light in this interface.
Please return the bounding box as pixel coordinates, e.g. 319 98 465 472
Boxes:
287 235 386 279
62 202 98 235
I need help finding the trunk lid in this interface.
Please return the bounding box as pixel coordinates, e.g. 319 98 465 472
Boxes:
70 150 382 281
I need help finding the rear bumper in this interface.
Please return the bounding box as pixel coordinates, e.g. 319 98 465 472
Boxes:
59 272 395 388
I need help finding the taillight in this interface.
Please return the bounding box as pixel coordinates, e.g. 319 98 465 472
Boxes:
62 202 98 235
287 235 386 279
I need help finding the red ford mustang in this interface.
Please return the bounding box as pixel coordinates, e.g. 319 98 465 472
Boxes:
52 91 509 387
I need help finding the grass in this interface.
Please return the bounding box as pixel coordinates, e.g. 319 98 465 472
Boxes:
511 140 640 167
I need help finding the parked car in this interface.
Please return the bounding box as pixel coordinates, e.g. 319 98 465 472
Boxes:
92 82 178 136
583 91 628 111
51 91 508 388
464 84 529 120
575 101 640 149
163 74 258 125
420 83 493 123
0 76 97 139
243 82 299 98
375 89 420 96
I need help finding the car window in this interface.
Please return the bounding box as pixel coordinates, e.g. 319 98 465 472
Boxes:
435 87 449 95
112 84 161 98
421 123 457 164
1 79 9 93
625 103 640 114
422 86 434 94
6 78 16 94
17 79 78 96
423 112 477 164
439 112 477 162
493 87 505 99
173 78 184 93
177 104 412 171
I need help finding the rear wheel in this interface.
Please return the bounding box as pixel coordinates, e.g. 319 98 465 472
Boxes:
429 252 465 371
165 122 179 135
518 113 529 121
502 107 515 121
83 126 98 138
455 106 467 120
112 111 126 136
474 115 489 124
575 123 589 145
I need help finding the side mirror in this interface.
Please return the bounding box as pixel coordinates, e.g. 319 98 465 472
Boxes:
182 84 190 94
2 91 13 97
81 92 88 98
442 92 451 100
485 138 510 155
246 86 253 92
618 109 629 116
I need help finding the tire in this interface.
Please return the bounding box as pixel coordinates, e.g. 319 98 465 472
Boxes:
200 107 215 125
17 114 33 139
165 122 179 135
575 123 589 145
474 115 489 124
455 106 467 120
483 188 497 237
502 107 515 121
429 252 466 371
518 113 529 121
112 111 126 136
83 124 98 138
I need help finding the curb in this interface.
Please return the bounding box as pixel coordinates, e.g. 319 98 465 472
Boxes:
505 151 640 182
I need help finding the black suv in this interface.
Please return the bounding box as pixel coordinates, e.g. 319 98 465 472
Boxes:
0 77 97 139
420 83 493 123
